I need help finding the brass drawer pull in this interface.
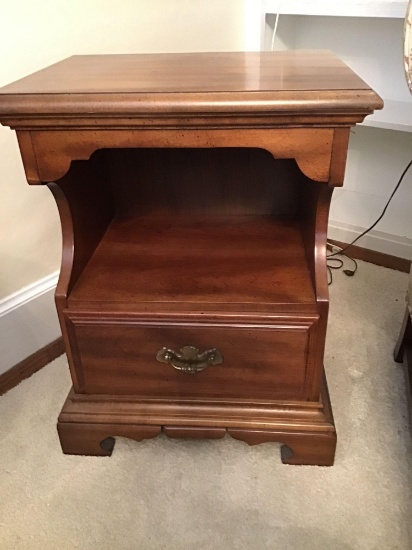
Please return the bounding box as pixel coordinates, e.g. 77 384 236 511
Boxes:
156 345 223 374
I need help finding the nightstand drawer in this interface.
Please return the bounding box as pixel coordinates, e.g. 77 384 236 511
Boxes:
66 316 318 400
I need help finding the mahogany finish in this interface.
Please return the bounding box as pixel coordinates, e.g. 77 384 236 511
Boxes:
67 216 316 312
66 317 316 398
0 51 372 95
0 51 382 465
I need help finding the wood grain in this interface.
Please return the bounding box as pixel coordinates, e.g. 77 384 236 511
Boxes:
163 426 226 440
0 51 373 94
68 217 316 312
0 51 382 134
106 148 301 219
56 371 336 465
48 153 114 390
66 317 316 399
25 128 336 185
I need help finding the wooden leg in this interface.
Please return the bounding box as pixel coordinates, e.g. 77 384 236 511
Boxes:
280 432 336 466
57 422 161 456
228 429 336 466
228 374 336 466
394 307 412 363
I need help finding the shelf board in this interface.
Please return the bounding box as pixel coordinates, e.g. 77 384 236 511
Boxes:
264 0 408 18
360 99 412 132
68 216 317 314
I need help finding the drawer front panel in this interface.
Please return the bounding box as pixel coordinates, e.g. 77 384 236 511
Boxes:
67 318 317 400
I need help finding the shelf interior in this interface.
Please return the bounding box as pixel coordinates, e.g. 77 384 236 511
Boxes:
68 215 316 314
61 148 319 315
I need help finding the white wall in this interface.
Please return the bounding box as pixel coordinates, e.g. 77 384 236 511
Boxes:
329 126 412 258
0 0 247 373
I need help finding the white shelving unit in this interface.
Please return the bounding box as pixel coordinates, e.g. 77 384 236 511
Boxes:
264 1 408 18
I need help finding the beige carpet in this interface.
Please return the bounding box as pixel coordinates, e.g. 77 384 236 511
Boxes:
1 260 411 550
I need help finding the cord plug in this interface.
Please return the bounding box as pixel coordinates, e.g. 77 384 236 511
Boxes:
343 269 355 277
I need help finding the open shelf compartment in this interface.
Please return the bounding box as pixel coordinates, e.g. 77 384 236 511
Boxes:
61 147 319 316
68 215 316 314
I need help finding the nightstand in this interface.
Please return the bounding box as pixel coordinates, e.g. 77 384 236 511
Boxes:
0 51 382 465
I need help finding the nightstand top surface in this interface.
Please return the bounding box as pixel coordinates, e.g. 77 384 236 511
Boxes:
0 51 383 128
0 50 371 95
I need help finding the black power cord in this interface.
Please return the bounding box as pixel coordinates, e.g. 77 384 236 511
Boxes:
327 252 358 286
327 158 412 285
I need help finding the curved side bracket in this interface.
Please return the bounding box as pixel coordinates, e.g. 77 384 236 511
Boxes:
47 183 74 305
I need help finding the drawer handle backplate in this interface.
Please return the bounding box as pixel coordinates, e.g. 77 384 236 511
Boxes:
156 345 223 374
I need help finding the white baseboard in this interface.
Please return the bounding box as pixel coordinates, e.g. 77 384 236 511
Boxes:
0 272 61 375
328 220 412 260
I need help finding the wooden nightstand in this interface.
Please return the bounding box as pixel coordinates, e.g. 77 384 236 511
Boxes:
0 51 382 465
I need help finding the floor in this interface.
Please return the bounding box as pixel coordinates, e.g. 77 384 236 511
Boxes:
0 261 411 550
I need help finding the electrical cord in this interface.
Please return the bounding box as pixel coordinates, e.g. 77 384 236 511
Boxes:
327 248 358 285
270 2 282 51
327 256 344 286
326 158 412 284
